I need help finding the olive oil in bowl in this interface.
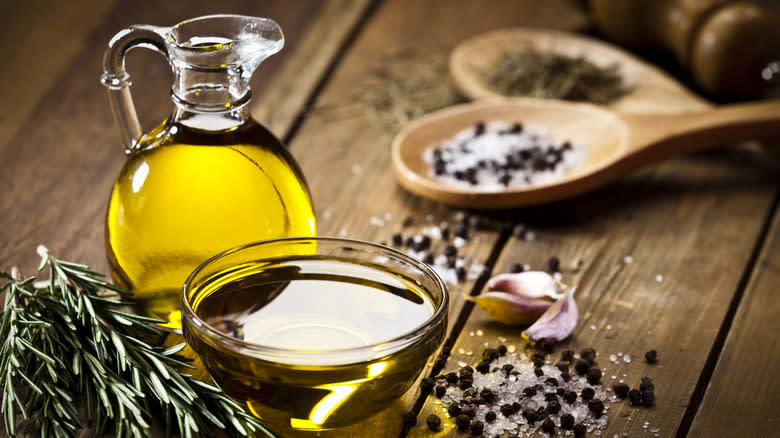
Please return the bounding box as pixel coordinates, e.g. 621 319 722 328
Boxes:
182 238 448 431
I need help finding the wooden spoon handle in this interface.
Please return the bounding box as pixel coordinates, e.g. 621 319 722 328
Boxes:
624 100 780 157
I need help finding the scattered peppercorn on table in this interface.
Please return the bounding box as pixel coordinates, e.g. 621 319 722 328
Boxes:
1 0 779 437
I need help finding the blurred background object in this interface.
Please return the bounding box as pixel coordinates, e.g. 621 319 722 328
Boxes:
588 0 780 101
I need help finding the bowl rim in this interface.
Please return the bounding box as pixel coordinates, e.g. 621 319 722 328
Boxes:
181 236 449 363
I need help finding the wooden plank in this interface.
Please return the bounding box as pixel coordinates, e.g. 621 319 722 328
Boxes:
0 0 117 155
270 1 588 436
410 146 780 437
688 196 780 437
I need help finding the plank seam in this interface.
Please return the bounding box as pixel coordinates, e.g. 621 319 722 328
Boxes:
398 225 512 437
281 0 384 146
674 184 780 438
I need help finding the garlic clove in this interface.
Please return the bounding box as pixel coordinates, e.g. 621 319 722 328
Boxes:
523 286 578 342
470 291 552 325
486 271 563 300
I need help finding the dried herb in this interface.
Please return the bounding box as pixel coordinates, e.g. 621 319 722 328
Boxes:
484 49 630 104
0 246 272 438
355 49 465 133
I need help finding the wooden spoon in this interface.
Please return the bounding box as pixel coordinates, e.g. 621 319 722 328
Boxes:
449 28 711 114
391 98 780 208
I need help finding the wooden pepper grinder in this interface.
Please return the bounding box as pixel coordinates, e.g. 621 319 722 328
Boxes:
588 0 780 101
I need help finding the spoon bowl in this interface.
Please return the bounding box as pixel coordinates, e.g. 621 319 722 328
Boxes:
391 98 780 208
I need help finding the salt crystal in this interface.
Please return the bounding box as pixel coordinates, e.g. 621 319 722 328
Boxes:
338 228 347 237
623 255 633 264
476 330 484 336
369 216 384 227
606 324 612 330
351 164 361 174
383 212 392 221
623 354 632 363
524 231 536 241
656 274 663 282
454 236 467 248
321 209 331 220
553 272 563 281
425 214 434 222
590 324 597 331
609 354 618 362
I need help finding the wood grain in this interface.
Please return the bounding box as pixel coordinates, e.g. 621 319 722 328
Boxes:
688 195 780 437
0 0 117 154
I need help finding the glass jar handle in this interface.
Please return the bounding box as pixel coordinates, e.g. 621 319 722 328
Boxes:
100 25 169 152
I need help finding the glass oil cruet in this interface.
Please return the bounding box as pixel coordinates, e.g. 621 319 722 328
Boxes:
100 15 316 331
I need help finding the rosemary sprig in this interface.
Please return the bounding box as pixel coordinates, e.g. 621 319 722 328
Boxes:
0 245 275 438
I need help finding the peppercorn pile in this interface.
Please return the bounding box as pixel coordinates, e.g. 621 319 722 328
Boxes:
416 343 659 437
423 121 587 191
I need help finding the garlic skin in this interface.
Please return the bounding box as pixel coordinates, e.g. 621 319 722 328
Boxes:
523 286 578 342
471 271 564 326
486 271 564 300
471 291 553 325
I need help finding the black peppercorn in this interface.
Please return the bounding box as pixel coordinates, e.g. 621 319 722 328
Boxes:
560 371 571 382
546 400 561 415
456 414 471 431
541 417 555 434
544 392 558 402
645 349 658 364
534 367 544 377
426 414 441 431
640 377 654 393
485 410 496 423
545 377 559 387
642 390 655 407
470 420 484 436
500 404 514 417
580 348 597 364
523 386 537 397
574 360 590 375
391 233 403 246
555 361 569 373
445 372 458 384
581 387 595 401
496 344 507 356
508 263 524 273
435 385 446 398
475 360 491 374
563 390 577 404
628 389 642 406
613 382 630 398
480 388 496 404
560 413 575 429
420 377 434 394
573 423 587 438
448 403 462 417
463 408 476 419
588 399 604 417
402 411 416 427
586 367 602 385
501 364 514 376
456 266 466 281
474 121 486 136
561 349 575 363
458 377 473 390
547 256 560 272
443 244 457 258
402 216 415 228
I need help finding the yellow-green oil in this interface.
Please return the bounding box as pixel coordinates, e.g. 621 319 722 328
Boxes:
106 118 316 330
185 258 442 430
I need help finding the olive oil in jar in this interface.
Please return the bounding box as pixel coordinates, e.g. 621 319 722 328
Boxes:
106 118 316 330
186 257 443 430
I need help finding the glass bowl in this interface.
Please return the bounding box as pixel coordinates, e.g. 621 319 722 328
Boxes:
181 237 448 431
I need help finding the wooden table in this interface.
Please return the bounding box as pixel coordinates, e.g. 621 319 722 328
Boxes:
2 1 779 437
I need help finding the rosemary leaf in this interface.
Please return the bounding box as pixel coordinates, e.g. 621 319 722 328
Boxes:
0 247 272 437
